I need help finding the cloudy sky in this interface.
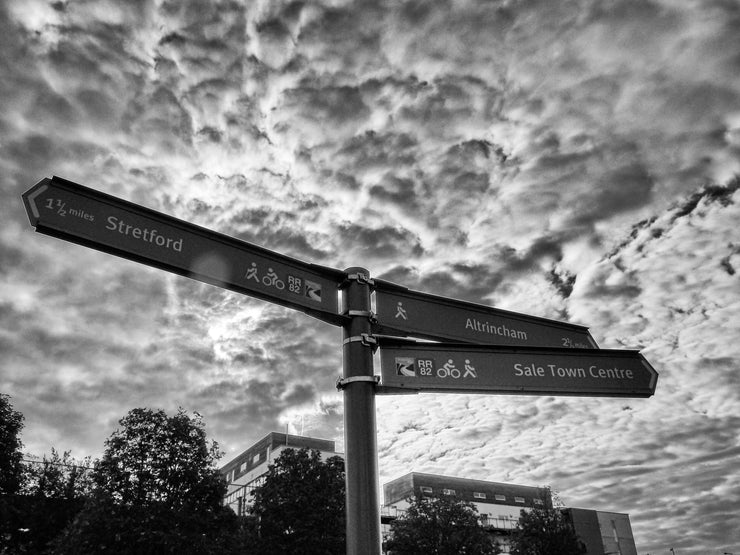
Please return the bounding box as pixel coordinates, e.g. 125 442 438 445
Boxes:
2 0 739 552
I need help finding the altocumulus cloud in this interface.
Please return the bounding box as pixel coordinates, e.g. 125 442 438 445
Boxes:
1 1 740 553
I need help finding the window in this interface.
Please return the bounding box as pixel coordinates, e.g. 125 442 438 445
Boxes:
239 461 247 473
473 492 486 499
253 452 261 465
494 494 506 501
420 486 433 495
533 498 544 506
442 488 456 496
514 496 525 503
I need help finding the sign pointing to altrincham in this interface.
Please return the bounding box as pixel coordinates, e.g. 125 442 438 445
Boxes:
22 177 344 324
377 337 658 398
374 281 597 349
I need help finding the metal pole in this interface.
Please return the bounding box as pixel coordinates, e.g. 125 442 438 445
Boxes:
341 267 381 554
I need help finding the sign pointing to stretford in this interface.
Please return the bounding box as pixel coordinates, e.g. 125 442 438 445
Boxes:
377 338 658 398
374 280 597 349
22 177 344 324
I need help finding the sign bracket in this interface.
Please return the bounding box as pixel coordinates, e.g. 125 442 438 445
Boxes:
342 333 378 349
341 272 375 287
342 309 377 323
335 375 380 390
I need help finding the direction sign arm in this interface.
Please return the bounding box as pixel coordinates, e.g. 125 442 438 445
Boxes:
22 176 348 326
373 279 598 348
376 337 658 398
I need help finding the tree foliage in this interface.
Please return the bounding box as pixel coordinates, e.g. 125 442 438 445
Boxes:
0 393 24 496
509 501 586 555
249 447 346 555
53 496 249 555
385 496 501 555
94 407 225 512
53 407 247 554
22 448 95 499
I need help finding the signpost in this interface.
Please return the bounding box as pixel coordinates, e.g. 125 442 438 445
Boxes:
374 281 597 349
377 337 658 398
22 176 344 324
22 176 660 555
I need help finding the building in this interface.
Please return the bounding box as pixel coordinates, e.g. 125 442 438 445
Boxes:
381 472 638 555
382 472 552 552
220 431 341 515
563 508 638 555
221 436 638 555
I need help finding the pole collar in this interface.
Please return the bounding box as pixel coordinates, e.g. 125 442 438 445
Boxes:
340 272 375 288
343 309 377 323
335 375 380 390
342 333 378 348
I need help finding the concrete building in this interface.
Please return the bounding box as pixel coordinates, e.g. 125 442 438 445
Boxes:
382 472 552 552
381 473 638 555
220 431 341 515
220 435 638 555
563 508 638 555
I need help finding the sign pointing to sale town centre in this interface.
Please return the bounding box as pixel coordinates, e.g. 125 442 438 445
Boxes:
22 176 345 324
377 337 659 398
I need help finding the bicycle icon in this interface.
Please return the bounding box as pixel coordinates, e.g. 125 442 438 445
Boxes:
262 267 285 290
437 359 461 379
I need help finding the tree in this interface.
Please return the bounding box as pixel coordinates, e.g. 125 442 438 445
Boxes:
509 492 586 555
0 393 24 496
53 407 249 554
249 447 346 554
1 394 26 553
22 448 95 499
385 496 501 555
7 450 96 553
94 407 225 511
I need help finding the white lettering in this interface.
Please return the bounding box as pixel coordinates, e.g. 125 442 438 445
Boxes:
549 365 586 378
466 318 528 341
514 363 544 377
105 216 184 252
588 366 635 379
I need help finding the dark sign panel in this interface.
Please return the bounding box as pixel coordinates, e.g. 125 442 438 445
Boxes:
375 282 597 349
378 338 658 398
22 177 344 324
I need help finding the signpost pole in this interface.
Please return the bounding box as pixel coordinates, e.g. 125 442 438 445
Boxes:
340 267 381 555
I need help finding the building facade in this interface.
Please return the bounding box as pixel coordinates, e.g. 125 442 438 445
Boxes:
221 436 638 555
382 472 552 552
563 508 638 555
220 431 341 515
381 473 638 555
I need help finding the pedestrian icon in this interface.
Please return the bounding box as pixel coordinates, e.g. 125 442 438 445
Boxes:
395 302 408 320
245 262 259 282
464 359 477 378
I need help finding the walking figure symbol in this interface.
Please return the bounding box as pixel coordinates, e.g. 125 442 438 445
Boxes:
395 302 407 320
464 359 477 378
245 262 259 282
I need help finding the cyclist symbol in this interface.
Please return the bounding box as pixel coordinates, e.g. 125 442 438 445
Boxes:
262 267 285 290
437 359 461 379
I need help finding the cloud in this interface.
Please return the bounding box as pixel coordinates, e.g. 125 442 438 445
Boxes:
2 1 740 552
